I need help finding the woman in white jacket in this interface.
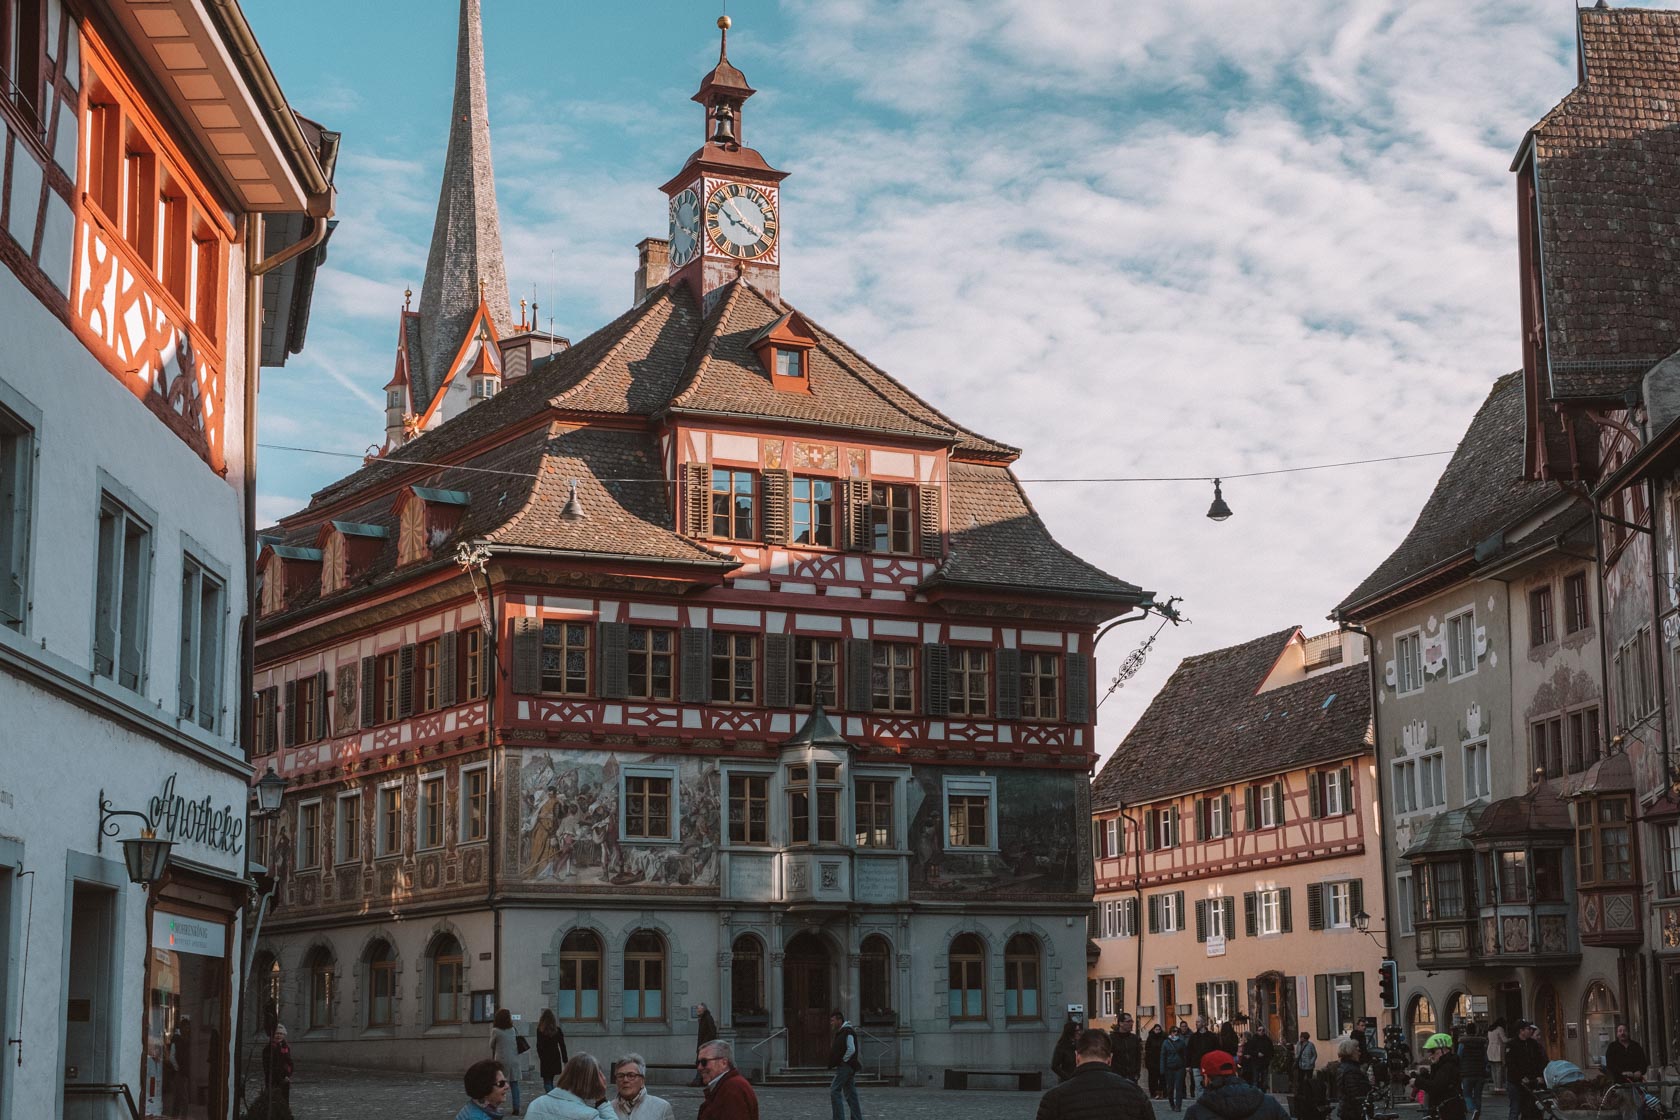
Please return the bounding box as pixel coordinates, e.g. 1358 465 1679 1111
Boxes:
527 1054 615 1120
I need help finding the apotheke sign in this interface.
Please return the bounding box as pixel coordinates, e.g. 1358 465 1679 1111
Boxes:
148 773 244 857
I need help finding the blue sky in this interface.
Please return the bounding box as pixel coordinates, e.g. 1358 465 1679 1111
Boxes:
242 1 1637 754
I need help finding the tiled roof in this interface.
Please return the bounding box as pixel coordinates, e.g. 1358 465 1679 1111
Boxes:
1090 629 1371 809
929 462 1144 600
1465 785 1571 839
1528 7 1680 396
1401 806 1482 858
1335 373 1561 618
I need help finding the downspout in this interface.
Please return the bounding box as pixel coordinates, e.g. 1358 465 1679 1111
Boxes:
1640 476 1668 1050
1122 808 1145 1022
1337 620 1391 1025
473 559 502 1007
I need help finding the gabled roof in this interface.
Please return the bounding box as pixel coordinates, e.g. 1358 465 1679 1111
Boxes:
1091 629 1371 810
1466 784 1572 839
1335 373 1562 619
1401 806 1482 858
1525 6 1680 399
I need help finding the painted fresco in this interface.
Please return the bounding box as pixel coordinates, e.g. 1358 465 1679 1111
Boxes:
907 767 1081 897
518 750 720 887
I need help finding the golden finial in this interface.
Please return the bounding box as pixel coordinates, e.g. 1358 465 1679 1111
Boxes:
403 286 413 311
718 15 731 30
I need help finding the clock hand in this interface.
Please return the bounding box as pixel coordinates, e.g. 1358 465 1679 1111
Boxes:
724 200 763 238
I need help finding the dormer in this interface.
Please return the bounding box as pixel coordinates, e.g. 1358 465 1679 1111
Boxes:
257 544 323 616
746 311 815 393
315 521 390 594
395 486 470 565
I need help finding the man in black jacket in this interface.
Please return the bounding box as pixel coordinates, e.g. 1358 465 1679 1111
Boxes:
828 1010 864 1120
1504 1021 1547 1120
1189 1019 1220 1095
1604 1024 1649 1084
1112 1014 1144 1083
1039 1029 1155 1120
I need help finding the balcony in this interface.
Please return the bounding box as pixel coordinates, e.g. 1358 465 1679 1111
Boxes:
1475 905 1580 966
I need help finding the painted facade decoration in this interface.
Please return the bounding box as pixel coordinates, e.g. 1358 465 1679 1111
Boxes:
1382 611 1493 692
907 769 1081 897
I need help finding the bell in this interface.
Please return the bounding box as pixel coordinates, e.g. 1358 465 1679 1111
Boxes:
710 105 736 145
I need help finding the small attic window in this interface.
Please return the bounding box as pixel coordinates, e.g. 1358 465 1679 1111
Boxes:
774 349 803 379
747 311 816 394
471 376 500 400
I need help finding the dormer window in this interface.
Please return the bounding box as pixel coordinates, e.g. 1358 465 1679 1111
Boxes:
746 311 816 393
316 521 390 596
774 349 803 379
471 376 499 400
395 487 470 565
320 529 346 594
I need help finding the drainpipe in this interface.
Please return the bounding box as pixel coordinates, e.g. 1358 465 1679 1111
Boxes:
1640 476 1668 1051
1337 620 1391 1028
470 557 502 1009
1121 807 1145 1022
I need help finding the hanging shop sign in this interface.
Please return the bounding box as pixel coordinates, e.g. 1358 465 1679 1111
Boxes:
147 773 244 857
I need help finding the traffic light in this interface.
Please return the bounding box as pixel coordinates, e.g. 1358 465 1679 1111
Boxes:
1378 958 1399 1010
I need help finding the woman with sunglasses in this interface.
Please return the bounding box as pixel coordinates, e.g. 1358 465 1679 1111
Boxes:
459 1059 511 1120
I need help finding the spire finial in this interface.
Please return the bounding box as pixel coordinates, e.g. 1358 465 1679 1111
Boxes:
718 13 731 57
403 286 413 312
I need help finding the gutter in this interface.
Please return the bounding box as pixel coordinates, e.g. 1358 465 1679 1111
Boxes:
1336 620 1391 1006
480 541 740 571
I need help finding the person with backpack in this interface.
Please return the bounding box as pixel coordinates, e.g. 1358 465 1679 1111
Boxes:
1410 1034 1466 1120
1187 1050 1289 1120
1162 1023 1192 1111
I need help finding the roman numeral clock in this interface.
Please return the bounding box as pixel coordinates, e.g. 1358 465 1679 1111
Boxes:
668 177 781 275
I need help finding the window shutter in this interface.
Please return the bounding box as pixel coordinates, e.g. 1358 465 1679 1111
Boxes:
1309 772 1323 819
597 621 629 700
1125 898 1138 936
1195 899 1208 943
995 647 1021 720
1314 974 1331 1040
1175 890 1185 929
763 633 792 708
845 638 873 711
918 483 943 557
314 669 330 739
1273 781 1285 823
1350 972 1367 1024
681 463 710 537
1064 653 1089 723
679 627 710 703
842 478 872 551
439 633 459 708
1349 878 1364 919
1221 794 1232 837
1244 892 1257 937
479 631 494 696
1196 982 1209 1015
761 469 791 545
511 618 543 695
397 644 416 717
263 687 279 753
1245 786 1258 831
922 642 950 716
1340 766 1354 814
1195 799 1208 843
1170 806 1181 847
282 679 296 747
1280 886 1294 933
1307 883 1324 930
1224 897 1236 939
1143 809 1157 851
360 657 376 727
1148 895 1160 934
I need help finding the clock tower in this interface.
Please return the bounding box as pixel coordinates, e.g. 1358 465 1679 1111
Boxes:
661 16 788 303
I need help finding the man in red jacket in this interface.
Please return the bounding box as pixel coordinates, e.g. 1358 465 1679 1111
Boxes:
697 1041 759 1120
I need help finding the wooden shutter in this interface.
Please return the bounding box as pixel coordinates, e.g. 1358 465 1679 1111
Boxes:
1065 653 1090 723
845 638 873 711
396 644 416 717
1174 890 1185 930
314 669 330 739
763 633 792 708
1220 794 1233 837
761 469 791 545
1349 878 1364 920
1340 766 1354 814
479 631 494 696
1314 975 1331 1040
918 483 943 557
1244 891 1257 937
1223 898 1236 939
282 679 296 747
1147 895 1161 934
263 687 279 753
597 621 629 700
1273 781 1285 824
1169 806 1181 847
1143 809 1157 851
1245 786 1258 831
842 478 872 551
1307 883 1325 930
360 657 376 727
1350 972 1367 1024
439 633 459 707
1124 898 1137 936
995 647 1021 720
1309 772 1323 819
679 627 710 703
681 462 710 537
923 643 950 716
1280 886 1294 933
511 618 543 695
1195 799 1208 842
1195 899 1208 943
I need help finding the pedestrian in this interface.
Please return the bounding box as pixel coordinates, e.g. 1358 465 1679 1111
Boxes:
828 1010 865 1120
1294 1032 1319 1097
1189 1019 1219 1096
608 1054 673 1120
1485 1020 1507 1096
537 1009 570 1091
1220 1020 1242 1055
1458 1022 1489 1118
1111 1013 1143 1082
1186 1050 1289 1120
1604 1024 1649 1084
1035 1028 1154 1120
1409 1034 1466 1120
1333 1038 1369 1120
458 1059 511 1120
696 1040 758 1120
527 1054 614 1120
693 1003 720 1086
1162 1023 1192 1111
1053 1019 1080 1083
1243 1024 1276 1090
492 1008 526 1116
1146 1023 1167 1098
1504 1021 1547 1120
260 1020 293 1107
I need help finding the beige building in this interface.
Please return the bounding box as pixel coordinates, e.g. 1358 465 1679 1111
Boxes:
1089 628 1382 1065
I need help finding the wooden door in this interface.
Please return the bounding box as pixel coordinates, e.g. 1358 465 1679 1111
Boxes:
1160 974 1178 1029
783 935 832 1067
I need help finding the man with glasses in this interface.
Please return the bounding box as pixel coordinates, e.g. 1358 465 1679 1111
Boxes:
696 1040 759 1120
609 1054 673 1120
1111 1014 1143 1083
458 1058 511 1120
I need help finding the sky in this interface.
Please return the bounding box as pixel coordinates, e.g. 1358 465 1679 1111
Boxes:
241 0 1640 760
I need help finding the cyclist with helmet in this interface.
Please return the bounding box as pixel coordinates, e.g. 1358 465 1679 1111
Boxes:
1410 1034 1466 1120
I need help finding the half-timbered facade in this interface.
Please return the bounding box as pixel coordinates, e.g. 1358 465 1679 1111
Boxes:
1088 628 1381 1062
248 12 1150 1084
0 1 333 1118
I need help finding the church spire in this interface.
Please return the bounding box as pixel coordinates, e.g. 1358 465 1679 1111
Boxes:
416 0 512 411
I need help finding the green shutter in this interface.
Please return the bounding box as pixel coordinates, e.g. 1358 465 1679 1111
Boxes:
1221 794 1233 838
1065 653 1089 723
1195 799 1207 842
314 670 330 739
679 627 710 703
1307 883 1324 931
918 483 943 557
397 644 416 717
1341 766 1354 814
1280 886 1294 933
1245 787 1258 831
923 643 950 716
1350 879 1364 920
1351 972 1367 1024
1309 773 1324 819
763 632 791 707
845 638 873 711
995 647 1021 719
282 679 296 747
1148 895 1160 934
511 619 542 695
598 621 629 700
1273 781 1285 824
1314 974 1331 1040
1195 899 1208 942
1244 891 1257 937
360 656 376 727
439 633 459 707
1224 898 1236 939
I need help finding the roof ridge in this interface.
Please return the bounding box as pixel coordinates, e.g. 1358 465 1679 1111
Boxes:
669 279 748 407
546 285 682 406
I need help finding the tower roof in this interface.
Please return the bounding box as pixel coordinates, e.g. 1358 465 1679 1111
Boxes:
693 16 755 105
415 0 513 413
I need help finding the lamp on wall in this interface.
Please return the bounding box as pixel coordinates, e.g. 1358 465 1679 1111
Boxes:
98 790 172 886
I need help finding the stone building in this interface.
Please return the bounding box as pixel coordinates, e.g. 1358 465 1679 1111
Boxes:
1089 627 1382 1066
247 8 1153 1086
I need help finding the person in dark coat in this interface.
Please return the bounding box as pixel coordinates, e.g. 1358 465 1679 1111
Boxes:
827 1011 864 1120
1146 1024 1168 1098
696 1041 757 1120
1111 1014 1143 1082
1052 1020 1080 1083
1504 1022 1547 1120
1187 1050 1289 1120
1457 1023 1489 1118
1190 1020 1220 1096
260 1020 292 1106
1036 1028 1155 1120
692 1004 720 1086
1243 1026 1276 1090
536 1009 569 1091
1220 1021 1242 1055
1333 1039 1369 1120
1410 1034 1465 1120
1604 1025 1649 1084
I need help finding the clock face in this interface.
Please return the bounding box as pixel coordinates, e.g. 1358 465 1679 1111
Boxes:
705 182 778 260
668 188 701 268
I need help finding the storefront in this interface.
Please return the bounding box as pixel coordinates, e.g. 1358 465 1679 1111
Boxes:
144 879 240 1120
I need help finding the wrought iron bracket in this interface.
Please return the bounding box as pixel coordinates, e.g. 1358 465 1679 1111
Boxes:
97 789 154 853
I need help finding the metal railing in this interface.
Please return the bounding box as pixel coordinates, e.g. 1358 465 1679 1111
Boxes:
63 1082 140 1120
748 1027 787 1077
855 1026 895 1080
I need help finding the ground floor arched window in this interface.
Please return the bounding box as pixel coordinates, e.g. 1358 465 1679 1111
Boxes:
1004 934 1041 1021
1408 993 1437 1057
559 930 603 1022
860 935 893 1025
1582 981 1617 1066
625 930 665 1022
948 933 986 1021
730 934 766 1024
428 933 463 1026
365 939 396 1028
304 945 335 1029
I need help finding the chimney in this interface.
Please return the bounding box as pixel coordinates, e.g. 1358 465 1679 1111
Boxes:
635 237 670 305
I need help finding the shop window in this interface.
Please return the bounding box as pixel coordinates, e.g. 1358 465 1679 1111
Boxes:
731 935 767 1023
366 940 396 1028
855 779 894 848
727 773 769 846
146 902 227 1118
558 930 603 1022
947 933 986 1021
1004 935 1041 1021
860 935 893 1025
428 934 464 1026
624 930 665 1022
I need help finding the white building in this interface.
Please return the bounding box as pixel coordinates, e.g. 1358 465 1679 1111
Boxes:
0 2 331 1117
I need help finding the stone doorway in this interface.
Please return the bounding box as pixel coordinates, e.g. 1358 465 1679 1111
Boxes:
783 932 833 1067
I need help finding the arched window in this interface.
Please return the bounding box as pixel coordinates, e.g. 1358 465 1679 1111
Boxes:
365 940 396 1028
1407 993 1437 1057
428 933 463 1026
1449 991 1473 1030
1004 934 1041 1021
559 930 603 1022
860 935 893 1025
948 933 986 1021
625 931 665 1022
1536 983 1563 1057
1582 982 1617 1064
250 951 281 1034
731 935 766 1024
304 945 335 1029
